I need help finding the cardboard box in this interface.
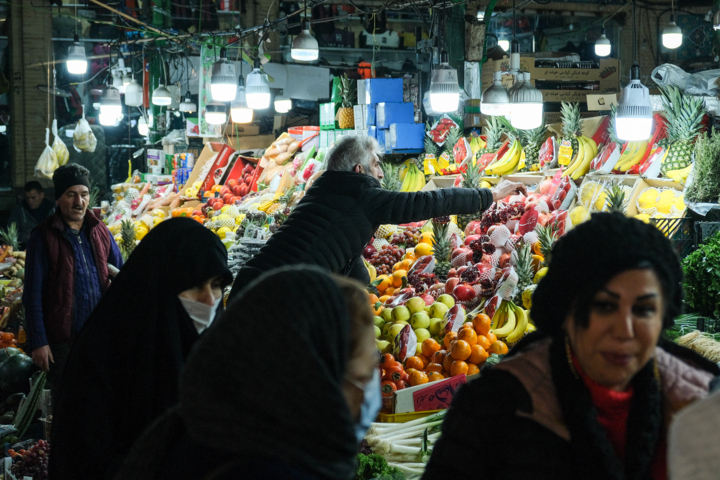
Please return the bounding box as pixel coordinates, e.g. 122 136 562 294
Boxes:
421 175 459 191
320 130 330 148
625 178 685 217
502 173 545 187
200 145 237 191
357 79 367 105
185 142 225 191
388 123 424 150
368 126 377 139
353 105 367 130
226 134 276 151
222 123 260 136
393 374 468 414
224 155 259 186
377 102 415 129
364 78 404 104
465 113 483 128
186 117 201 137
366 103 377 126
587 94 618 111
319 103 340 129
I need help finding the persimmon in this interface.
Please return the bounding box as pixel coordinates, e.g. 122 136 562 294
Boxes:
469 344 489 364
450 360 469 377
421 338 441 358
381 380 397 397
408 370 429 387
431 350 447 365
467 363 480 376
488 340 509 355
427 362 444 374
458 328 478 347
449 340 472 361
473 314 492 336
476 335 492 351
427 371 444 382
405 356 424 371
383 365 404 382
444 331 458 350
379 353 397 369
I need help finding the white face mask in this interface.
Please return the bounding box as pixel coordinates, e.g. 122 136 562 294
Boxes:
178 295 222 334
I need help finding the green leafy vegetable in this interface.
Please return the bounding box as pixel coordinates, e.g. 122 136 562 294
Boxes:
682 231 720 319
685 132 720 203
356 453 402 480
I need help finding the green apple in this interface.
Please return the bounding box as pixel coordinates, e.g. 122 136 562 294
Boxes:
414 328 431 343
424 305 432 312
382 322 394 336
410 312 431 330
428 317 443 335
415 343 424 355
394 320 409 327
388 323 406 339
429 302 449 319
392 305 411 323
374 325 382 338
374 316 386 328
437 294 456 309
406 297 426 315
376 340 392 354
382 307 394 323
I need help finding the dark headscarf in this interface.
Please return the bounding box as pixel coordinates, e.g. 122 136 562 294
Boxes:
114 265 358 480
532 212 683 335
50 218 231 480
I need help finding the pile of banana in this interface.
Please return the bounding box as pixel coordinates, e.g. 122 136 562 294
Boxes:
490 300 531 345
613 140 649 173
399 161 427 192
563 135 599 180
484 140 523 176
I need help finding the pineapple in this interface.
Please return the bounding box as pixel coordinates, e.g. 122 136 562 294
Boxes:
442 127 462 157
519 124 547 172
457 160 483 231
120 219 137 260
660 85 704 175
380 162 402 191
338 74 356 129
513 242 534 305
605 182 627 213
560 102 581 155
0 223 19 250
424 136 439 159
431 220 452 280
535 224 557 268
476 116 504 156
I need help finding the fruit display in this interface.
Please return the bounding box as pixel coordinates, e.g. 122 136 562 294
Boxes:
519 124 547 172
338 74 356 129
484 138 523 176
659 85 704 177
8 439 50 480
427 115 459 145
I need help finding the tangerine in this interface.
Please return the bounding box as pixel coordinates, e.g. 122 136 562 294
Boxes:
458 328 478 347
450 360 469 377
485 331 497 344
449 340 472 361
392 270 407 288
444 331 458 350
488 340 509 355
385 287 396 296
476 335 492 351
418 232 434 245
469 344 489 364
408 370 429 387
443 353 455 372
404 251 417 261
431 350 447 365
418 354 431 368
467 363 480 376
421 338 442 358
376 275 391 293
414 243 433 257
405 356 424 370
427 371 444 382
368 293 379 305
473 314 493 336
427 362 444 374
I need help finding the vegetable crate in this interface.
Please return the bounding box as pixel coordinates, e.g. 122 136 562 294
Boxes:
650 218 694 258
695 222 720 247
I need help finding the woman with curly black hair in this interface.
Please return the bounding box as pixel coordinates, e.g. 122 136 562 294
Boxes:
423 212 720 480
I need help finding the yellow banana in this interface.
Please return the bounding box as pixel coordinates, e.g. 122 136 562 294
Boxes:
400 164 416 192
571 137 595 180
563 136 586 178
486 141 521 175
616 141 648 172
484 142 517 175
493 302 517 338
413 164 426 191
581 135 598 158
505 304 529 344
666 163 693 184
490 302 508 330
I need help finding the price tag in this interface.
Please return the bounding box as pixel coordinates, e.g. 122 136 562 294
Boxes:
558 140 574 166
424 155 438 175
438 153 451 170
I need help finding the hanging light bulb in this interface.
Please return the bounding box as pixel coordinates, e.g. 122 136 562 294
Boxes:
100 77 122 118
662 20 683 49
504 72 526 121
292 22 319 61
122 74 132 89
137 116 149 136
616 64 653 141
498 39 510 52
510 73 543 130
481 71 510 116
714 10 720 30
179 91 197 113
595 33 612 57
245 66 271 109
231 78 254 124
152 82 172 106
211 47 237 102
428 51 460 113
67 34 88 75
99 113 117 126
274 91 292 113
206 103 227 125
124 76 143 107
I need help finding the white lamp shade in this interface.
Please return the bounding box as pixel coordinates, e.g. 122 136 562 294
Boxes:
616 79 653 141
510 76 543 130
124 79 144 107
274 95 292 113
137 116 149 136
481 71 510 116
206 103 227 125
246 68 271 109
428 62 460 113
595 34 612 57
498 40 510 52
292 29 319 61
67 42 87 74
231 107 254 123
615 117 653 141
100 85 122 117
99 113 118 126
152 84 172 106
211 58 237 102
662 22 683 49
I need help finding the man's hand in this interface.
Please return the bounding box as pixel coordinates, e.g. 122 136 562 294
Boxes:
492 181 528 202
31 345 54 372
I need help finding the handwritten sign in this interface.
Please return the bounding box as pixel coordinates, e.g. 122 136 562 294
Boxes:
413 374 467 412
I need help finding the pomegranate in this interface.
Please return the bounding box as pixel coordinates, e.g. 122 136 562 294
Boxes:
465 234 481 246
447 268 457 278
453 284 476 302
451 247 471 260
499 253 512 268
420 294 435 306
445 277 460 294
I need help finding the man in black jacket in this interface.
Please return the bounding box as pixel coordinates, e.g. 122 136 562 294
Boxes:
7 181 55 248
229 135 525 298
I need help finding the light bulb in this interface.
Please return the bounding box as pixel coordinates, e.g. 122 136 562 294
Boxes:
211 47 237 102
99 113 117 126
245 68 271 109
179 91 196 113
662 21 683 49
428 52 460 113
595 34 611 57
66 35 88 75
510 73 543 130
152 83 172 106
477 11 484 21
138 116 149 136
481 71 510 116
616 64 653 141
205 103 227 125
124 77 143 107
100 79 122 118
498 39 510 52
292 24 319 61
231 80 254 123
274 93 292 113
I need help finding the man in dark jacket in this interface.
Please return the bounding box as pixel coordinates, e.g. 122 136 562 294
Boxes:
22 164 123 403
230 135 525 298
7 181 55 248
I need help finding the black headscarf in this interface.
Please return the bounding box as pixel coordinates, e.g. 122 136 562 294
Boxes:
113 265 358 480
49 218 232 480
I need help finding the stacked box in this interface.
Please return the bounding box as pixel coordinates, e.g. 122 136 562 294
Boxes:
388 123 424 150
377 102 415 129
319 103 340 130
364 78 404 104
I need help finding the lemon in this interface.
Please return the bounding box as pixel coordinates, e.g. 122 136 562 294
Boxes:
153 217 164 227
656 190 676 215
220 205 231 214
570 205 590 226
534 267 548 284
480 181 493 189
415 242 433 257
135 226 149 241
634 213 651 224
580 182 603 207
151 209 166 218
216 227 232 239
637 188 659 211
674 194 686 212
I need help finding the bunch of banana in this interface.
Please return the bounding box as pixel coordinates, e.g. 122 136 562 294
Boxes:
614 140 649 172
469 136 486 156
490 300 529 345
485 139 522 176
665 162 693 185
398 159 417 181
562 135 598 180
504 303 529 345
364 259 377 282
400 163 427 192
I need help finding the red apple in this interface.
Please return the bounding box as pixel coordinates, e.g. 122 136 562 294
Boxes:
238 184 249 197
212 199 224 211
223 193 234 204
244 163 254 174
227 179 238 188
232 185 244 196
363 245 377 259
220 186 231 197
453 284 476 302
445 277 460 295
420 294 435 306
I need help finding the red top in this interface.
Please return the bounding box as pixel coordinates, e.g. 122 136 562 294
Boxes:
572 354 667 479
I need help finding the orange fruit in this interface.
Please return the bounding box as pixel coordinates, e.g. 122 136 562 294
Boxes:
393 259 413 272
405 368 418 375
392 270 407 288
450 340 472 361
443 353 455 372
469 344 489 364
531 254 544 272
409 370 429 387
418 232 433 245
376 275 391 293
458 328 478 347
532 241 542 255
431 350 447 365
444 331 458 350
368 293 379 305
488 340 509 355
418 354 431 368
404 251 417 261
427 362 444 374
467 363 480 376
473 314 492 336
385 287 396 296
485 331 497 344
414 242 433 257
450 360 469 377
421 338 442 358
405 356 424 371
427 371 444 382
379 295 391 304
476 334 492 351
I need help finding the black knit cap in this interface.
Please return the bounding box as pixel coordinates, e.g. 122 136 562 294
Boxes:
52 163 90 200
532 212 683 334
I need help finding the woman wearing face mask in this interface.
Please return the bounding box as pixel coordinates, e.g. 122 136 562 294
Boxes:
423 213 720 480
49 218 232 480
113 266 378 480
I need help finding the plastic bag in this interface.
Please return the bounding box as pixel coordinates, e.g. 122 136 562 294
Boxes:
73 106 97 153
686 70 720 96
51 119 69 166
35 128 59 179
651 64 690 90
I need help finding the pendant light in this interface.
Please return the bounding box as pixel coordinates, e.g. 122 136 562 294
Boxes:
231 77 253 123
714 9 720 30
595 33 611 57
211 47 237 102
137 116 149 136
152 58 172 106
498 39 510 52
274 90 292 113
481 71 510 116
67 34 88 75
246 61 271 110
125 75 143 107
505 72 526 121
428 51 460 113
206 103 228 125
100 77 122 118
616 2 653 142
179 92 196 113
662 0 682 49
291 1 319 61
511 73 543 130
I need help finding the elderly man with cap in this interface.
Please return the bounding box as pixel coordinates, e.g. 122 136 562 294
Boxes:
22 163 123 403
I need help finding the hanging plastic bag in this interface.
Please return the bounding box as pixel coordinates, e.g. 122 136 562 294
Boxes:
73 106 97 153
51 119 69 166
35 128 59 179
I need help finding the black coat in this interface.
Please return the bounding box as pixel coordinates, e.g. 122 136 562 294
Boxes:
422 335 720 480
230 171 492 297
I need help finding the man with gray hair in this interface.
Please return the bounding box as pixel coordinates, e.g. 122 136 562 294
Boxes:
230 135 525 297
